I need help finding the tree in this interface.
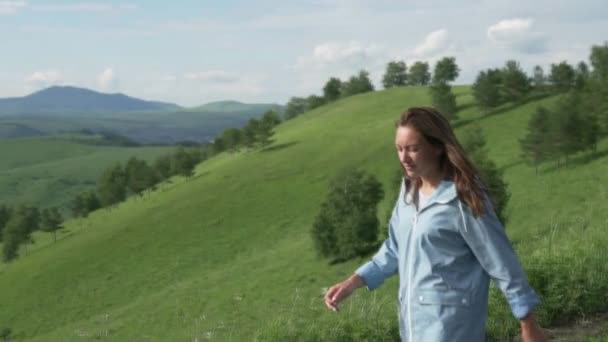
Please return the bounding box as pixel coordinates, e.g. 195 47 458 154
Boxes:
2 212 26 262
283 97 308 120
519 106 552 175
306 94 326 110
432 57 460 83
382 60 407 88
256 111 279 148
97 163 127 207
219 128 243 152
575 61 590 90
340 70 375 97
408 61 431 86
500 60 531 102
549 61 576 92
242 118 261 148
2 205 39 261
41 207 63 243
125 157 158 196
83 191 101 215
430 82 458 120
590 42 608 80
170 147 198 177
461 126 510 223
154 154 172 180
0 205 10 242
532 65 546 89
472 69 502 111
323 77 342 102
311 168 384 262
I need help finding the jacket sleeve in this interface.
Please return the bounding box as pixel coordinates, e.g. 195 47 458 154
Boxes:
354 179 404 290
457 196 540 320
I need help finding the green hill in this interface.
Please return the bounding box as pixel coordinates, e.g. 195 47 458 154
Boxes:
0 135 173 209
0 86 606 341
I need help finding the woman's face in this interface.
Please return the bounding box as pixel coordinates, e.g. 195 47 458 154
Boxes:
395 125 442 179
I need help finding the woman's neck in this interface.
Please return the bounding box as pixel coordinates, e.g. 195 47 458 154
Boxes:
419 168 445 196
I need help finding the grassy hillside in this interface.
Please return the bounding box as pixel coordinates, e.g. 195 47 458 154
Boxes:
0 86 606 341
0 135 173 209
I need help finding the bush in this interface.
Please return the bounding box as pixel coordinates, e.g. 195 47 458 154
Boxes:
311 168 384 263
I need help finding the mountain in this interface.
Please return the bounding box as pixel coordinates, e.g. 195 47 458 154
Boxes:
0 86 181 114
188 100 282 113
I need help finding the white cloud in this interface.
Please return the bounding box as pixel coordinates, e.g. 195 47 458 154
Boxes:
487 18 548 54
296 41 383 70
413 29 450 58
25 70 63 87
0 1 26 15
98 67 118 91
183 70 239 83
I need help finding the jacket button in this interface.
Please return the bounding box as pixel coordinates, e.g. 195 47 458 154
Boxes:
462 299 467 304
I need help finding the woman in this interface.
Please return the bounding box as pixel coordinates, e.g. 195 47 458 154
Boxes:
324 107 547 341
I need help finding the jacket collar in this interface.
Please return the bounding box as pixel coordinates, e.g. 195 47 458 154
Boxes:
404 177 458 212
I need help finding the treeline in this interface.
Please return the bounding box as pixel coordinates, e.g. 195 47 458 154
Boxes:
0 145 204 262
212 110 281 153
0 205 63 262
518 42 608 174
0 107 285 263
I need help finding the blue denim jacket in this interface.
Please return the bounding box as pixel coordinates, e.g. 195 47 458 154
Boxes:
355 178 540 341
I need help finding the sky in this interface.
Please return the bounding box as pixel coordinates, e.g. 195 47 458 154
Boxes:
1 0 607 107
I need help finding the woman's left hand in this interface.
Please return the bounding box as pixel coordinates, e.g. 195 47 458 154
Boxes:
520 313 548 342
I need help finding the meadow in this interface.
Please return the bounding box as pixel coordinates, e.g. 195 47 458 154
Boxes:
0 86 607 341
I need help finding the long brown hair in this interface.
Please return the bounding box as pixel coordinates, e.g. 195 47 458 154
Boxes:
395 106 487 217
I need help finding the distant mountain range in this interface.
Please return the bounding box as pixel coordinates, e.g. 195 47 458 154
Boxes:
0 86 283 144
0 86 182 114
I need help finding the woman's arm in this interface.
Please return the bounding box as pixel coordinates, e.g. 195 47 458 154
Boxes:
353 179 404 290
457 197 541 320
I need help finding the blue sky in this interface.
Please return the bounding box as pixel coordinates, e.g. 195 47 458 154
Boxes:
1 0 607 106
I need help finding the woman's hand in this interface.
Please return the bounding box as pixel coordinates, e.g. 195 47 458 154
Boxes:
520 312 548 342
324 274 365 312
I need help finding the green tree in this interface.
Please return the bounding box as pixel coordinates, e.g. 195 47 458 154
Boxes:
519 106 552 175
306 94 326 110
432 57 460 83
2 212 26 262
461 126 510 223
340 70 375 97
500 60 531 102
311 168 384 262
408 61 431 86
590 42 608 80
575 61 590 90
154 154 172 180
532 65 546 90
0 205 10 242
430 82 457 120
549 61 576 92
125 157 158 196
97 163 127 207
41 207 63 243
219 128 243 152
382 60 407 88
323 77 342 102
472 69 502 111
2 205 39 261
170 147 198 177
283 97 308 120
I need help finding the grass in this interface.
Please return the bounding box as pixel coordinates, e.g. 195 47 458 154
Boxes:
0 86 607 341
0 134 173 209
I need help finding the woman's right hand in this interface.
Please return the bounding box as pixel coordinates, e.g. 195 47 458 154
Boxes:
324 274 366 312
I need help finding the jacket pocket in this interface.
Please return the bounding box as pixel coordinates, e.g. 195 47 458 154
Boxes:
415 288 471 306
